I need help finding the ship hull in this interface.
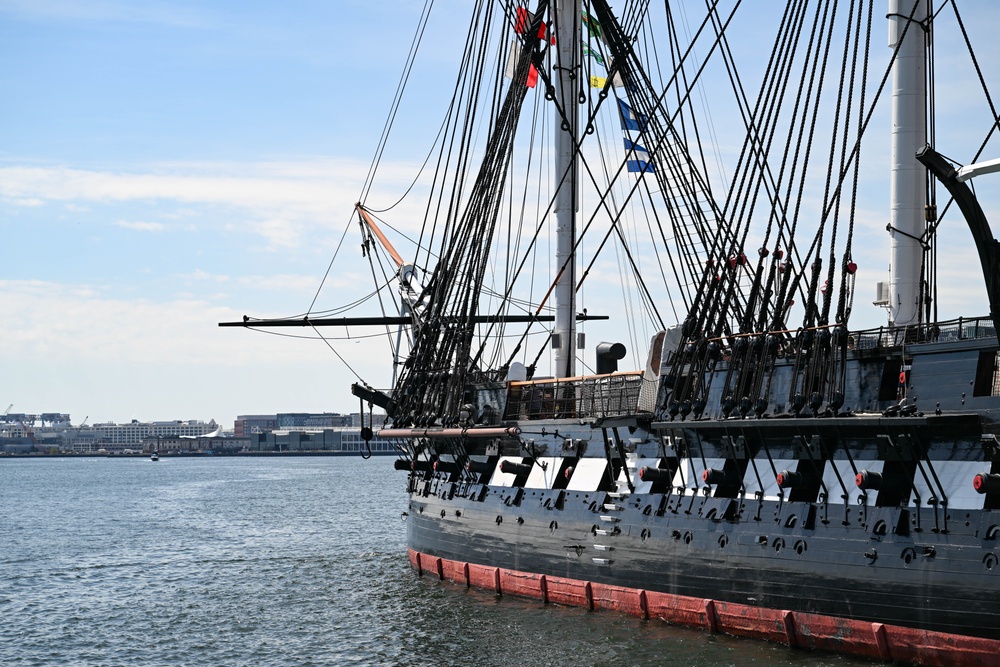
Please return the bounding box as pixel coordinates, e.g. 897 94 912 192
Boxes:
406 545 1000 666
407 484 999 640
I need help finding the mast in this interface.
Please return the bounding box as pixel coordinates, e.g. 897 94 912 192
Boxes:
887 0 929 328
552 0 581 378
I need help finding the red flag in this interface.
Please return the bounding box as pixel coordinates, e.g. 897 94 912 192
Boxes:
505 40 539 88
515 7 551 42
515 7 532 34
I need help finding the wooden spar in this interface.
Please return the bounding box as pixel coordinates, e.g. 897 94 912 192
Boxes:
379 426 521 439
356 202 405 268
219 313 609 328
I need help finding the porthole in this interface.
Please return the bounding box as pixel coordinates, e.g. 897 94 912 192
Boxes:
793 540 806 555
773 538 785 553
718 534 729 549
496 515 503 525
440 509 446 518
641 528 651 541
901 547 916 566
550 521 559 532
683 531 693 545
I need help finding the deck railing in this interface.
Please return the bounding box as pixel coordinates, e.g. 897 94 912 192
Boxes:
503 371 653 421
850 315 996 350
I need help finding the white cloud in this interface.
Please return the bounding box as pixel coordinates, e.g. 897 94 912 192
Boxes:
0 160 402 251
115 219 165 232
5 197 44 207
174 270 324 294
0 278 401 423
0 278 392 366
238 273 322 293
0 164 348 212
178 269 229 283
0 159 432 242
249 217 302 250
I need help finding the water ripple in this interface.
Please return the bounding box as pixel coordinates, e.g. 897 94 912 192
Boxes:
1 457 871 666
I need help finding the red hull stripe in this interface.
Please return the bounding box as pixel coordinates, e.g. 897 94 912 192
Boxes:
409 548 1000 667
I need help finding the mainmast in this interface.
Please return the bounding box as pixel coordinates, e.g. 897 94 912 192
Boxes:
552 0 581 378
887 0 930 328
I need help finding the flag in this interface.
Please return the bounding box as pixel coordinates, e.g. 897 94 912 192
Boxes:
505 41 539 88
589 72 625 89
624 138 655 173
583 45 605 65
582 11 603 41
618 99 647 131
514 7 531 32
607 60 630 89
515 7 553 43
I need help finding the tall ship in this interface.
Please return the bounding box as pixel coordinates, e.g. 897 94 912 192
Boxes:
223 1 1000 663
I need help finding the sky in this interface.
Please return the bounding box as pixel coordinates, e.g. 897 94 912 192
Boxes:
2 1 999 429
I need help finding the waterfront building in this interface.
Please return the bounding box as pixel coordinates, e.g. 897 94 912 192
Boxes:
235 412 360 437
142 434 251 454
247 425 394 454
85 420 219 449
276 413 354 429
2 411 389 455
1 417 220 453
233 415 277 437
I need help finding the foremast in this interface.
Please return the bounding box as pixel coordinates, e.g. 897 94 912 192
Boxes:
887 0 930 328
552 1 581 378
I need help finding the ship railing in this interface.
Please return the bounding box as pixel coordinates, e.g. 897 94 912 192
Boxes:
852 315 996 349
503 371 653 420
685 315 997 356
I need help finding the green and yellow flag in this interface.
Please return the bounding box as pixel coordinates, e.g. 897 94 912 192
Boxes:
582 11 603 41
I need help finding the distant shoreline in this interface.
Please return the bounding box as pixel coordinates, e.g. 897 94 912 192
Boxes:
0 450 396 459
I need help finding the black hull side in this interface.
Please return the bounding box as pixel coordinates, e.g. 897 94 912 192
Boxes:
405 482 1000 641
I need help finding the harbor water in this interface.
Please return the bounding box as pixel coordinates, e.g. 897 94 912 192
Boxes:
1 456 875 666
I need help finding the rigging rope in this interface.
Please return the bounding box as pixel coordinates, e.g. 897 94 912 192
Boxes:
359 0 435 204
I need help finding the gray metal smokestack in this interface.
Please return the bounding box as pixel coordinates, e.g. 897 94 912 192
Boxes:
596 342 627 375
